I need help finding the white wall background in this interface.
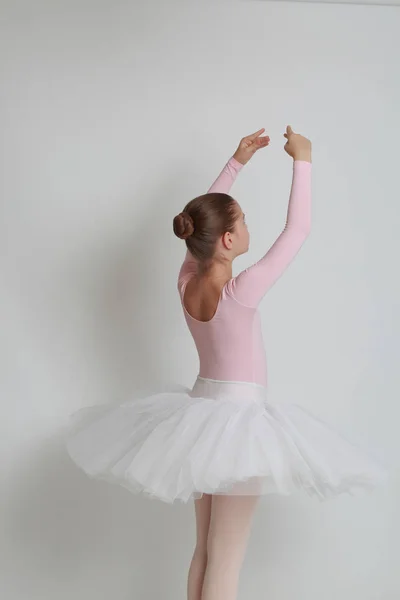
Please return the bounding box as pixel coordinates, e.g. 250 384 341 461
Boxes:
1 1 399 599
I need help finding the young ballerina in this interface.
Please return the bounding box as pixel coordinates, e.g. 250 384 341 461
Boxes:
66 126 387 600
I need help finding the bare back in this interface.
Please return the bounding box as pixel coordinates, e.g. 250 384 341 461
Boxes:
183 277 229 323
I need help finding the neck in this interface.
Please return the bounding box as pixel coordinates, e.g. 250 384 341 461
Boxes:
198 258 233 282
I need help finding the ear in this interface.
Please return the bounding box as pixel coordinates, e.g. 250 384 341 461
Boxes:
222 231 233 250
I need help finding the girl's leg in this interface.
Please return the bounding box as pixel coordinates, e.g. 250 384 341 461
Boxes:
201 494 259 600
187 493 212 600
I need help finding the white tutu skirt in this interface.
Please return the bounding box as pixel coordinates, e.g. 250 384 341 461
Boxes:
65 377 388 504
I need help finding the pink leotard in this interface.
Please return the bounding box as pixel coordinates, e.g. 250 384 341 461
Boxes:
178 157 312 387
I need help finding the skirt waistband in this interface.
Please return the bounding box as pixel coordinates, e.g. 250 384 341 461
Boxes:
191 376 267 407
196 375 267 390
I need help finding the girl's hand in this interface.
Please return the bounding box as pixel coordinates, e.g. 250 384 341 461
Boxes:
233 128 270 165
283 126 312 162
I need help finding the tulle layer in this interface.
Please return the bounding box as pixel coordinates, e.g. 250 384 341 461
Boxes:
65 377 388 504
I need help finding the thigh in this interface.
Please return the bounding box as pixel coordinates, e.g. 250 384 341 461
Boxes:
207 494 259 555
194 493 212 550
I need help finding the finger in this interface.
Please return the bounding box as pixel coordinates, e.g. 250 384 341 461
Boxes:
250 136 270 150
245 128 265 142
286 125 294 136
257 135 270 144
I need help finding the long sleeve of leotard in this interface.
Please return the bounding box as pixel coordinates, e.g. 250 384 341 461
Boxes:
177 156 244 285
227 160 312 307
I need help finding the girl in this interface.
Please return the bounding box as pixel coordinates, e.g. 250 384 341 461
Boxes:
66 126 387 600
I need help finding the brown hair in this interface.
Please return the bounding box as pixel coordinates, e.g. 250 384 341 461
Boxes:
173 192 239 265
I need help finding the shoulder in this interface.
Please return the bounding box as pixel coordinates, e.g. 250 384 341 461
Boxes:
177 271 195 298
224 277 257 311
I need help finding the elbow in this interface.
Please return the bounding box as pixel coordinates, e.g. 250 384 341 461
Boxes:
287 223 311 241
282 221 311 247
285 217 311 240
298 217 311 239
294 225 311 248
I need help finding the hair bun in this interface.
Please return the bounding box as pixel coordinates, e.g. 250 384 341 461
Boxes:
173 211 194 240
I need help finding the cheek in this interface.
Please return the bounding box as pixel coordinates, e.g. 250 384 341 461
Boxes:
233 220 249 249
239 224 249 247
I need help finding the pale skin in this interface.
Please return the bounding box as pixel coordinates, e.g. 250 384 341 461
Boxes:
184 126 312 323
186 126 312 600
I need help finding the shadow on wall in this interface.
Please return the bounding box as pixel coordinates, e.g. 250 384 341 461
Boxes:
66 172 188 395
4 172 195 600
4 437 192 600
45 169 192 409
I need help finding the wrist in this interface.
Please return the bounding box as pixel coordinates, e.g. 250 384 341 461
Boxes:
293 151 312 163
231 153 246 166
